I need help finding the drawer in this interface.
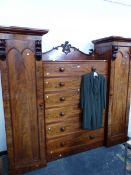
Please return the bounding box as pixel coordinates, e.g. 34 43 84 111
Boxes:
44 77 81 92
44 61 108 77
47 128 104 150
45 90 80 108
46 117 81 139
45 105 81 124
47 128 104 161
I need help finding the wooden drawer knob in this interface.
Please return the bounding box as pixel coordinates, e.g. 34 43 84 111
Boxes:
89 135 95 140
60 96 65 101
59 112 65 117
60 127 65 132
59 67 65 72
60 142 65 147
59 82 65 86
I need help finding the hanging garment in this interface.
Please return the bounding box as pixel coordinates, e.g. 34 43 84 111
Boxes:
80 72 106 130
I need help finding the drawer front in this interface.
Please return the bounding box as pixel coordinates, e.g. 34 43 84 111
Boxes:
44 77 81 92
44 61 108 77
47 128 104 151
45 105 81 124
46 117 81 139
47 129 104 161
45 90 80 108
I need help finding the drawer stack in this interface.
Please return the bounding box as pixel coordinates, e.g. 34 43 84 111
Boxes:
43 60 108 161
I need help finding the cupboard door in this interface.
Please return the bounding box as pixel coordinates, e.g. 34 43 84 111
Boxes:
1 40 46 174
108 47 130 145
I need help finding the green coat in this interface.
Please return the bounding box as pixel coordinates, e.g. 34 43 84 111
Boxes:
80 72 106 130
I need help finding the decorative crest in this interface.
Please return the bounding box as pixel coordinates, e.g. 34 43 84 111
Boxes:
54 41 79 55
61 41 72 55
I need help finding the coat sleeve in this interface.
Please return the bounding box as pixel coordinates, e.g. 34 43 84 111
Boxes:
80 75 85 109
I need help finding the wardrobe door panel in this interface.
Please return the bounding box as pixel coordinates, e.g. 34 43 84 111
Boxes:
7 48 40 166
1 39 47 175
111 50 129 136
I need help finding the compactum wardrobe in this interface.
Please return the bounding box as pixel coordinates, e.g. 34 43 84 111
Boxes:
0 27 130 175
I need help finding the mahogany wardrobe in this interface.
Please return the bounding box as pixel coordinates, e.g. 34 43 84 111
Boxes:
0 27 130 175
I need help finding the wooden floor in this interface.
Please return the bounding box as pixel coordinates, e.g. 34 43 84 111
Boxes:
0 158 3 175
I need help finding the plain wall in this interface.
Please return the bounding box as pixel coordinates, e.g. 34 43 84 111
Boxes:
0 0 131 151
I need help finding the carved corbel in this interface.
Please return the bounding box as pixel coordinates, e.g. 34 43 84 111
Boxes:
35 40 42 61
0 39 6 61
112 45 118 60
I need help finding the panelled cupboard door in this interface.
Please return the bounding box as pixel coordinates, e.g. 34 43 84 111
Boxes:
1 40 46 175
108 46 130 145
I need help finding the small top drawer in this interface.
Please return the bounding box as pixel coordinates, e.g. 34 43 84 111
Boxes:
43 61 108 77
